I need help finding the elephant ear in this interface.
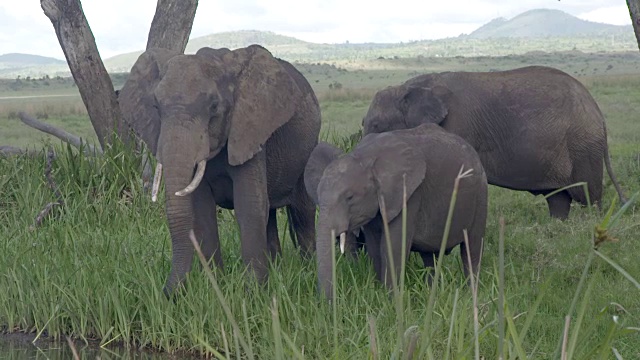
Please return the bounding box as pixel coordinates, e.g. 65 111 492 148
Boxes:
226 45 300 166
304 141 344 205
118 47 180 155
401 85 450 129
369 133 426 221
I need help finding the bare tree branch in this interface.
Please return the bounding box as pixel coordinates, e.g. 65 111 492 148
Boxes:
40 0 128 149
147 0 199 52
628 0 640 51
17 111 102 155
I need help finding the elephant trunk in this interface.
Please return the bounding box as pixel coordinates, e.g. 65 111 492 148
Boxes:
158 120 210 294
316 206 348 301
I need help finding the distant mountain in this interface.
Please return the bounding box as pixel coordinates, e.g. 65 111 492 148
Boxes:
104 30 313 72
0 53 65 66
0 53 68 78
468 9 631 39
2 9 639 78
185 30 310 51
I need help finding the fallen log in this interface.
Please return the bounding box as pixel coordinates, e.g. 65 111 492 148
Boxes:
18 111 101 155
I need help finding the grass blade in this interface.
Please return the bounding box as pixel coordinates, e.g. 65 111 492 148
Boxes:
595 250 640 290
498 216 505 360
504 304 528 359
463 230 480 360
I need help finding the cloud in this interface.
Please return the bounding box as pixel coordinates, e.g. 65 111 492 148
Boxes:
578 6 632 25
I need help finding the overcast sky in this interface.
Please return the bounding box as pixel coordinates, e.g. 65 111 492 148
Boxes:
0 0 632 60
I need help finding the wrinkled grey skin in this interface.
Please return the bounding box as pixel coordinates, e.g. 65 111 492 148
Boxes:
118 45 321 295
363 66 626 220
307 124 488 301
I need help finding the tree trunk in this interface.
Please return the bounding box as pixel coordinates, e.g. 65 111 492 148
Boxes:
147 0 198 52
628 0 640 51
39 0 199 152
37 0 199 188
40 0 126 149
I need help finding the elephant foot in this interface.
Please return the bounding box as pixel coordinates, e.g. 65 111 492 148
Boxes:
545 190 571 220
162 281 186 300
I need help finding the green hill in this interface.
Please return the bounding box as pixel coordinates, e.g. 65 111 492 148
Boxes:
104 30 314 72
103 51 144 73
468 9 631 38
0 53 68 78
185 30 309 51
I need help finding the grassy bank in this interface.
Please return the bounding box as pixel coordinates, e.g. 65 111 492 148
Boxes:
0 65 639 358
0 136 638 359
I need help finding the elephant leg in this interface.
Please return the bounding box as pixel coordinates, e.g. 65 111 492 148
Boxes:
267 209 281 260
362 222 383 281
545 190 572 220
459 231 483 281
287 176 317 258
192 181 223 270
344 231 362 259
229 151 270 283
567 156 604 209
379 195 419 290
420 252 437 286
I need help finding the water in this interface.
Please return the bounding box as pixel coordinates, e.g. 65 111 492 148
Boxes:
0 334 192 359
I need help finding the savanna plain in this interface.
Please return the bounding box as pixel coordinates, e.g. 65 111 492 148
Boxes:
0 52 639 359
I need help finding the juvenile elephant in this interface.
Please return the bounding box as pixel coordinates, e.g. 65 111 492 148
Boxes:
118 45 321 294
306 124 488 300
363 66 626 219
304 141 365 256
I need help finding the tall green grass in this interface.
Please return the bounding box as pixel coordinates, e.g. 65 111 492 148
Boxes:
0 135 638 358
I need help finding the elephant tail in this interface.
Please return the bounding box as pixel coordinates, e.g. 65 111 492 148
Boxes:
603 124 627 204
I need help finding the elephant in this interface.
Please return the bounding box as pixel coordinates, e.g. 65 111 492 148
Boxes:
362 65 626 220
118 45 321 294
304 141 366 257
305 123 488 300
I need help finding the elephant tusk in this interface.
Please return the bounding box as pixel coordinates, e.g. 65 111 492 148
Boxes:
339 232 346 254
151 163 162 202
175 159 207 197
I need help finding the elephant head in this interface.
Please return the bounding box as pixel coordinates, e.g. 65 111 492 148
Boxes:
313 133 427 299
304 141 364 255
118 45 302 292
362 82 451 135
304 141 345 205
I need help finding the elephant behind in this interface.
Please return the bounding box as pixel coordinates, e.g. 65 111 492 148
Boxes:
306 124 488 300
118 45 321 294
363 66 626 219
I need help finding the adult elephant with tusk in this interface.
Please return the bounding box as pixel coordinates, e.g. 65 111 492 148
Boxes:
119 45 321 295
